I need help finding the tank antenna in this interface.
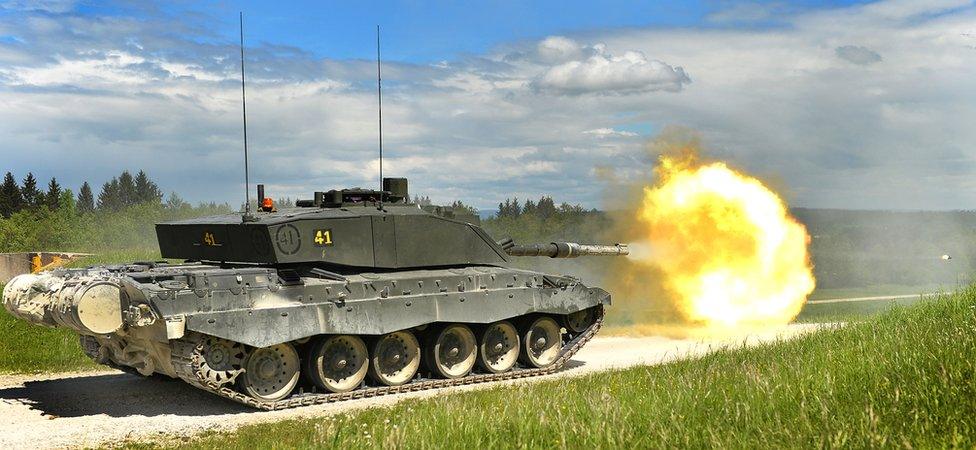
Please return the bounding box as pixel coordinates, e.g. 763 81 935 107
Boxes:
376 24 384 209
240 12 254 222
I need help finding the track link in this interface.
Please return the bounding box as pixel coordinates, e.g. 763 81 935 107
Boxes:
169 307 604 410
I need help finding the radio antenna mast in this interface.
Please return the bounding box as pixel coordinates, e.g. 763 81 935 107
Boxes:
376 24 384 208
240 12 254 221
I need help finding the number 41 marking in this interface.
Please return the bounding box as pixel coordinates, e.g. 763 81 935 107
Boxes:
314 229 333 246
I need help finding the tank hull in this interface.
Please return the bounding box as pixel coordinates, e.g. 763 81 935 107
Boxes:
3 262 610 405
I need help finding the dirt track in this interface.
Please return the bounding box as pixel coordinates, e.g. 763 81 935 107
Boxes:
0 325 822 449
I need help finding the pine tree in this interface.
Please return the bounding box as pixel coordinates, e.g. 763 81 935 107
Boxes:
536 196 556 219
164 192 189 210
134 170 162 204
45 177 62 210
77 182 95 214
118 171 136 207
20 172 40 208
0 172 22 218
98 177 121 211
58 188 76 214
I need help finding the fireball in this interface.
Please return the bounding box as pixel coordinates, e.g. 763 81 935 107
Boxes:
633 153 815 328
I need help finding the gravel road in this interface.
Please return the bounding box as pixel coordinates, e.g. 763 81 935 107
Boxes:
0 324 822 449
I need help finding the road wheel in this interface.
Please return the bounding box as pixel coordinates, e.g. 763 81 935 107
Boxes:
477 321 519 374
426 324 477 378
238 343 301 401
518 316 562 368
305 335 369 393
368 331 421 386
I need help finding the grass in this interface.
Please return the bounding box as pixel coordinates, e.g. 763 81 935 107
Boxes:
797 284 954 323
807 283 950 301
797 296 930 323
128 287 976 449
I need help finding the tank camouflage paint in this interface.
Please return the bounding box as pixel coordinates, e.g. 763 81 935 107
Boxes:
2 179 628 409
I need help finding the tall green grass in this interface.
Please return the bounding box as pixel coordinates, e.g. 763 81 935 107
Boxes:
137 288 976 449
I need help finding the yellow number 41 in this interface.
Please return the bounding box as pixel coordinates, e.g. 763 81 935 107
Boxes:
314 229 333 246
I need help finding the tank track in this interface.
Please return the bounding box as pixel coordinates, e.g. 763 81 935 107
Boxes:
168 306 604 411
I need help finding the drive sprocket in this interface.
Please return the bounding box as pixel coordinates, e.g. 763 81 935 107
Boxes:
197 336 246 386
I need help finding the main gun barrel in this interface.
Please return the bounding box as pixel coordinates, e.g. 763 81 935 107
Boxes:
504 241 629 258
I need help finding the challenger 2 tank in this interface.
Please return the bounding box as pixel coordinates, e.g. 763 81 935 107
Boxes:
2 178 627 409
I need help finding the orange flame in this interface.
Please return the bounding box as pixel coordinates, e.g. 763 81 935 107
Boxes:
631 152 815 329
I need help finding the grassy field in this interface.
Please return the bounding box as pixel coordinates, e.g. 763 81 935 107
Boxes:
797 296 932 323
806 283 950 301
127 287 976 449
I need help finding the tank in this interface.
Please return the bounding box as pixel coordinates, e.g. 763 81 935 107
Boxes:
2 178 627 409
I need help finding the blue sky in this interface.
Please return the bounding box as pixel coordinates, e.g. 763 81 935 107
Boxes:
145 1 868 61
0 0 975 210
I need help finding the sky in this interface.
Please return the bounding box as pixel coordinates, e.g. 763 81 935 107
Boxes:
0 0 974 211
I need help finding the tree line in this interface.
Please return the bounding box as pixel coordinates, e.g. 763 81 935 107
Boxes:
0 172 64 218
0 170 163 218
0 169 231 254
408 194 477 215
497 195 593 219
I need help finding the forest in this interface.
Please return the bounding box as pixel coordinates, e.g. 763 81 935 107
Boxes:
0 170 231 253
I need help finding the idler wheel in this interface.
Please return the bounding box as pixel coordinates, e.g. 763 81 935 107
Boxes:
368 331 421 386
564 308 596 334
305 335 369 393
425 324 477 378
518 316 562 368
238 343 301 401
476 321 519 374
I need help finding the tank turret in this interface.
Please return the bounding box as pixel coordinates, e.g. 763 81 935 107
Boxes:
155 178 507 268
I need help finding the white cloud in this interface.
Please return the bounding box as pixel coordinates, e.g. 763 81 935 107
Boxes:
1 51 152 87
533 40 690 95
536 36 585 64
584 128 638 138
